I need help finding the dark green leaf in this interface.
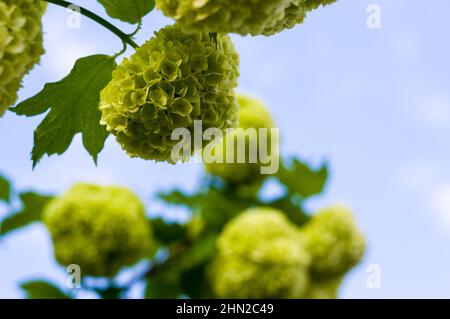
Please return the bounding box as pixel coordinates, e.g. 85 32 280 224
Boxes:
1 192 53 236
268 196 310 226
158 189 202 208
21 280 69 299
176 233 217 269
13 55 116 167
0 174 11 203
145 232 216 298
159 187 254 229
151 218 187 245
145 269 182 299
95 286 124 299
97 0 155 24
180 263 211 298
276 157 329 198
199 189 253 229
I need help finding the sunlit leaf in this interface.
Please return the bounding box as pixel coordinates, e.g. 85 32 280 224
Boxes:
13 55 116 167
1 192 53 236
21 280 70 299
98 0 155 24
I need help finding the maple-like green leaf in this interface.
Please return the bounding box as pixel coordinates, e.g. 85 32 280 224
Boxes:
276 157 329 199
0 174 11 203
151 218 187 245
98 0 155 24
159 188 253 230
21 280 69 299
12 55 116 167
145 271 182 299
1 192 54 236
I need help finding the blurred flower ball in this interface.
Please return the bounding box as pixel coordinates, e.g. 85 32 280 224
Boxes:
305 277 343 299
303 205 366 279
100 24 240 162
155 0 337 36
0 0 46 116
43 183 153 277
204 94 278 185
208 208 310 298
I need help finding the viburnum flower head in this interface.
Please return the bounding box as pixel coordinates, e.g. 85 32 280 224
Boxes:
263 0 309 35
43 184 153 277
208 208 310 298
155 0 337 36
0 0 46 116
303 205 366 279
204 94 278 185
100 24 240 162
305 0 337 11
305 277 343 299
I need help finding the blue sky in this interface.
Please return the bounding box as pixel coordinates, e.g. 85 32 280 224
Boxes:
2 0 450 298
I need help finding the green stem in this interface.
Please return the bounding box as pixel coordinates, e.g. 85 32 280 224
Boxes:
42 0 139 49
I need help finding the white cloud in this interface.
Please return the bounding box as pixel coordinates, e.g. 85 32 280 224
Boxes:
428 185 450 232
394 162 450 234
413 94 450 127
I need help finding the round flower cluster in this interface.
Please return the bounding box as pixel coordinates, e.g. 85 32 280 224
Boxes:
263 0 308 36
305 277 343 299
155 0 292 36
305 0 337 11
0 0 46 116
99 24 240 162
43 183 153 277
204 95 278 185
208 208 310 298
155 0 337 36
303 205 366 279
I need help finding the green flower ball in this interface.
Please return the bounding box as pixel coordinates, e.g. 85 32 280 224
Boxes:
155 0 338 36
263 0 339 35
0 0 46 116
43 183 153 277
100 24 240 162
155 0 292 36
208 208 310 298
262 0 308 36
204 95 278 185
303 205 366 279
305 277 343 299
305 0 337 11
